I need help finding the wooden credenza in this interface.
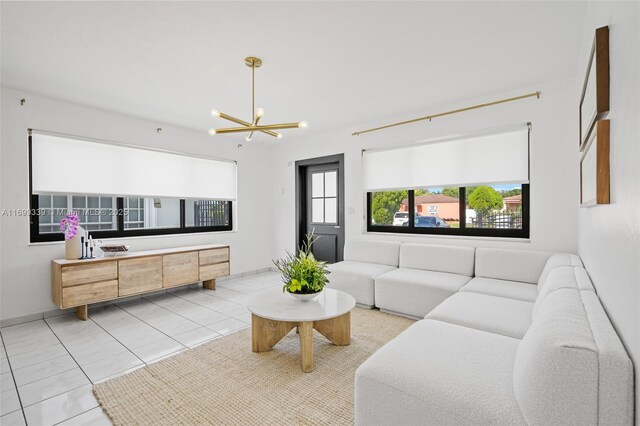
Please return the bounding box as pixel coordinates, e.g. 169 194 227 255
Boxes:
52 244 230 320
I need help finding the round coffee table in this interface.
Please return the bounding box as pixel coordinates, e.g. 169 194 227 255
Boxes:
247 287 356 372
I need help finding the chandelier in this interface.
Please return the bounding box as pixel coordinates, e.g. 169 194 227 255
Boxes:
209 57 307 141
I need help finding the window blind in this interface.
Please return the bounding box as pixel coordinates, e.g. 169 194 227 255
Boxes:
30 132 237 200
362 125 529 191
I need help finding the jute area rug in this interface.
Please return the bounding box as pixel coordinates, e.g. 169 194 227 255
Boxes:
93 308 414 426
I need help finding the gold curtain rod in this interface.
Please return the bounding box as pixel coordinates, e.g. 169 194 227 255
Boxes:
352 91 541 136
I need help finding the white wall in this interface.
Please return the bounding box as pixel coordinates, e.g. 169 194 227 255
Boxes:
576 2 640 421
0 87 273 321
270 78 579 257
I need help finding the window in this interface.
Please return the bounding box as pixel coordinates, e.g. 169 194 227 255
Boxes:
363 125 530 239
185 199 231 227
124 198 180 230
37 194 117 233
28 131 236 242
368 184 529 238
30 194 232 242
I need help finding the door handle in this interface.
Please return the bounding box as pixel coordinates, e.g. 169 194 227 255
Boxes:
334 226 341 229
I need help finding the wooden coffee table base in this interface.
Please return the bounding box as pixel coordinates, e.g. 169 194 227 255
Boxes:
251 311 351 373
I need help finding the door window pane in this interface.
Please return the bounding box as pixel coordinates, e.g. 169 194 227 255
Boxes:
324 198 337 223
312 199 324 223
312 173 324 198
324 171 337 197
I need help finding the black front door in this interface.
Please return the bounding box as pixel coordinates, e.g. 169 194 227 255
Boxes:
296 155 345 263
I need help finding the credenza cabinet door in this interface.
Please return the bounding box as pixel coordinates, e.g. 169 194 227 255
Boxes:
118 256 162 296
163 252 199 288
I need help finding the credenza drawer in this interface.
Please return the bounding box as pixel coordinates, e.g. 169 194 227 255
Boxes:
62 280 118 308
199 248 229 266
118 256 163 296
61 262 117 287
200 262 230 281
163 252 199 288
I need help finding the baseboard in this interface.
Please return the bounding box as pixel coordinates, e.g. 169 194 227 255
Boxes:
0 267 273 328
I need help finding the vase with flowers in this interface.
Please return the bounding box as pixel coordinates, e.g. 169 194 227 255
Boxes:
60 212 83 260
273 233 330 302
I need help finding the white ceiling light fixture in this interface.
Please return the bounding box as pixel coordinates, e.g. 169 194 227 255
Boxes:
209 57 307 141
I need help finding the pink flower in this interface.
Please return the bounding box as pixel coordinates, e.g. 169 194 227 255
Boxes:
60 211 80 240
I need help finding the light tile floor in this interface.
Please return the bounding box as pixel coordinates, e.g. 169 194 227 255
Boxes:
0 271 283 426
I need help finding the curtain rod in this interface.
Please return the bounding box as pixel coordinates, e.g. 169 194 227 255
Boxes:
28 128 237 165
352 91 541 136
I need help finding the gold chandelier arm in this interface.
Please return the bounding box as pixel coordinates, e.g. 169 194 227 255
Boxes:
216 111 279 137
247 115 262 140
215 122 302 134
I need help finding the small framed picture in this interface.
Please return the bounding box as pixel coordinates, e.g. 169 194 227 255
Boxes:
580 120 610 207
579 26 609 151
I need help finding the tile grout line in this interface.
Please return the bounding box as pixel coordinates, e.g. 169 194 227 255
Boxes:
0 334 28 426
142 290 238 329
51 405 100 426
104 303 188 360
75 304 149 369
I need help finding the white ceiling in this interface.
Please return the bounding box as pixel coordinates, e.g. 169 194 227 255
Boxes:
1 1 587 142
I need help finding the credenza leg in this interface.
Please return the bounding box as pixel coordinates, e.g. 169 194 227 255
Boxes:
75 305 88 321
203 279 216 290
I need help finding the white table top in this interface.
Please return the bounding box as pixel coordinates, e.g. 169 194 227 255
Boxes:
247 288 356 322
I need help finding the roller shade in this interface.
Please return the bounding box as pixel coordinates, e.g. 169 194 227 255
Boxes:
362 125 529 191
31 132 237 200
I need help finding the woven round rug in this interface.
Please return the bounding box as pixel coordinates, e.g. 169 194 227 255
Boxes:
93 308 414 425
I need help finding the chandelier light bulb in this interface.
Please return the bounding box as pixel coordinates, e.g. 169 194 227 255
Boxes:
298 121 308 129
208 128 217 136
245 134 252 142
255 107 265 118
277 133 283 139
211 109 221 117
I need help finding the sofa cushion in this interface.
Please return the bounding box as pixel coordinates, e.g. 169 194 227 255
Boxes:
459 277 538 302
343 239 400 267
538 252 584 285
375 268 471 318
513 289 599 425
475 247 551 284
427 292 533 339
533 266 596 318
326 261 395 307
355 319 526 425
399 243 475 276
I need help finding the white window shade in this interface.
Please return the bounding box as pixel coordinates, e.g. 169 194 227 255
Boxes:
362 126 529 191
31 132 237 200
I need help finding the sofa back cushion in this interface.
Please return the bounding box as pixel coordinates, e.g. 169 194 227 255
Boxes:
399 243 475 276
533 266 595 318
537 253 584 285
344 239 400 267
475 248 551 284
513 289 599 425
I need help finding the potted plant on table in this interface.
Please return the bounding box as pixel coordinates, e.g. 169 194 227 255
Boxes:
273 233 330 301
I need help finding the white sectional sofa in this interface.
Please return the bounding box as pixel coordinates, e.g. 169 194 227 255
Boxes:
375 243 475 318
328 239 634 425
327 240 400 307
